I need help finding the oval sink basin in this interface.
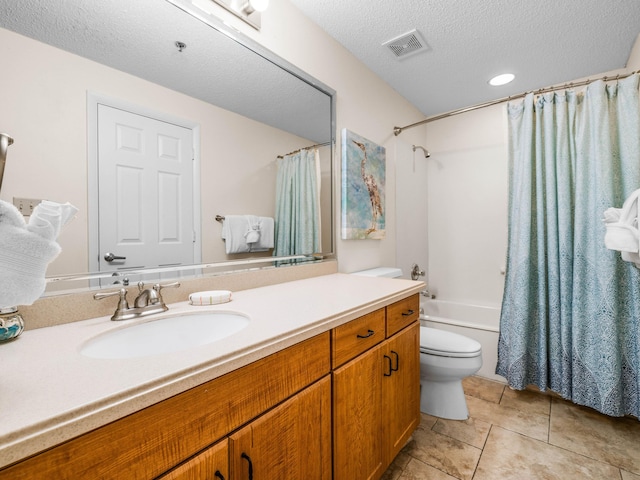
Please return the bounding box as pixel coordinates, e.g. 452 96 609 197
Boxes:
80 312 250 359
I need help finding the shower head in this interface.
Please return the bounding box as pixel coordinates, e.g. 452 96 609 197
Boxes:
412 144 430 158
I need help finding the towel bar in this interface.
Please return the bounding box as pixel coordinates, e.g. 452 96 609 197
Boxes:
215 215 225 222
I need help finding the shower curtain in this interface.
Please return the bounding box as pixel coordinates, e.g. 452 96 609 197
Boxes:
496 74 640 418
273 148 321 257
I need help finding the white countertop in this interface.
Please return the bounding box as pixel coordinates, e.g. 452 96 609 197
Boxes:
0 273 422 469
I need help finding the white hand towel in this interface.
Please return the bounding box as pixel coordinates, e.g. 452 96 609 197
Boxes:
250 216 274 252
221 215 251 254
603 189 640 253
0 200 77 306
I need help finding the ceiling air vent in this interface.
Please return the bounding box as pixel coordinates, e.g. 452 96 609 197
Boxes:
382 29 429 60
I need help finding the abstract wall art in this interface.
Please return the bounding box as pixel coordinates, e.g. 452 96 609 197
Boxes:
341 129 386 239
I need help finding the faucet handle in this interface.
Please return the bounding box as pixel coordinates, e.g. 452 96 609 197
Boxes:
94 288 130 314
153 282 181 303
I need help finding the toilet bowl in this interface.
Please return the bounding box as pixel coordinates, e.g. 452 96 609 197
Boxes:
351 267 482 421
419 326 482 420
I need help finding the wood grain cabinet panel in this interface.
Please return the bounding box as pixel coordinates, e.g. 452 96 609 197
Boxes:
332 308 385 368
333 300 420 480
382 323 421 465
158 439 228 480
386 294 419 337
332 343 385 480
229 376 332 480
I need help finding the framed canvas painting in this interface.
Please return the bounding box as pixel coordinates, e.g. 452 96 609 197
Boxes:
341 129 386 239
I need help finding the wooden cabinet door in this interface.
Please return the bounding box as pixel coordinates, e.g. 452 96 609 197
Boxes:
332 343 385 480
383 322 421 465
229 376 331 480
158 439 228 480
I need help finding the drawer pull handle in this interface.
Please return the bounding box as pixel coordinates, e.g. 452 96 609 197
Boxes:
214 471 225 480
241 453 253 480
391 350 399 372
357 329 375 339
401 309 415 317
384 355 393 376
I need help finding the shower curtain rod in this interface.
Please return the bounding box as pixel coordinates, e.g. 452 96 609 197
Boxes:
277 141 331 159
393 69 640 136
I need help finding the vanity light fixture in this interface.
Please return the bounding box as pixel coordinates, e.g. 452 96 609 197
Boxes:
489 73 515 86
208 0 269 30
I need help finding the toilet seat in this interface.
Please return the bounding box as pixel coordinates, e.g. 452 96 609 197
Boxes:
420 327 481 358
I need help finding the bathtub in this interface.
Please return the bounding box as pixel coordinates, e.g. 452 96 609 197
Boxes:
420 299 505 382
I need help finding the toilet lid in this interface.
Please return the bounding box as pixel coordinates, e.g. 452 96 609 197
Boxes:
420 327 482 358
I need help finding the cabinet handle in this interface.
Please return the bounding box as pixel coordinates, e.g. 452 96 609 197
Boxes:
383 355 393 376
357 329 375 339
241 452 253 480
401 309 415 317
391 350 399 372
214 471 225 480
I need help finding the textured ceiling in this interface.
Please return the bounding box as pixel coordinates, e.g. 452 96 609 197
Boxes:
0 0 332 143
289 0 640 118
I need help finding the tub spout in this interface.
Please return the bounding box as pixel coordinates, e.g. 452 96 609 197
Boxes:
420 289 435 299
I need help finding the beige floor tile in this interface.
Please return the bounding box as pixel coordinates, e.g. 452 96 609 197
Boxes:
622 470 640 480
500 386 551 417
432 416 491 449
474 426 621 480
462 375 505 404
382 451 412 480
403 421 481 480
398 458 459 480
466 394 549 441
549 398 640 475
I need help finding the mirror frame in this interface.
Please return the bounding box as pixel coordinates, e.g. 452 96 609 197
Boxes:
41 0 336 291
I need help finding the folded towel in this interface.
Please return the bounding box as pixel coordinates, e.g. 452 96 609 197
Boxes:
250 216 274 252
221 215 275 254
604 189 640 253
221 215 251 254
0 200 77 306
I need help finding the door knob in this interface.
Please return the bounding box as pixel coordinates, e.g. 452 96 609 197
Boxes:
104 252 126 262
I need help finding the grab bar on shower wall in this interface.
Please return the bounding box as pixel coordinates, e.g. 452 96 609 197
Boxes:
0 133 14 195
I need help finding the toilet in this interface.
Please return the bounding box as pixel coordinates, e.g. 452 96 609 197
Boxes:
353 267 483 420
419 327 482 420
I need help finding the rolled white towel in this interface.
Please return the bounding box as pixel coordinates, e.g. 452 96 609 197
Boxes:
0 200 77 306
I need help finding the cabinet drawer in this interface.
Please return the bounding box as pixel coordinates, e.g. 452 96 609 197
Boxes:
386 294 419 337
332 308 385 368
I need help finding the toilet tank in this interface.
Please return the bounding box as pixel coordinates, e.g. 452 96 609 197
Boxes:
351 267 403 278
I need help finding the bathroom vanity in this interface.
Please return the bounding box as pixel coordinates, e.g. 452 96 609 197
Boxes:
0 273 422 479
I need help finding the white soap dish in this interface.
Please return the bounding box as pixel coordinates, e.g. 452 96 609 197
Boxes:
189 290 232 306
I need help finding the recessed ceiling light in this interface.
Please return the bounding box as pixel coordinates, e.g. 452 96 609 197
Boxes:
489 73 515 86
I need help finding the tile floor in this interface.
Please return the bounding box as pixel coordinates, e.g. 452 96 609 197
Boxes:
382 376 640 480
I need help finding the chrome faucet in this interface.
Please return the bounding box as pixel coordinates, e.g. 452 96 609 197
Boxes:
94 281 180 321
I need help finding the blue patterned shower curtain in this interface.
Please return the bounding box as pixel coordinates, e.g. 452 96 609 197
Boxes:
273 148 321 257
496 74 640 418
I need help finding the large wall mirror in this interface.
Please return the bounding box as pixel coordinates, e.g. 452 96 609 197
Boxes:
0 0 335 294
